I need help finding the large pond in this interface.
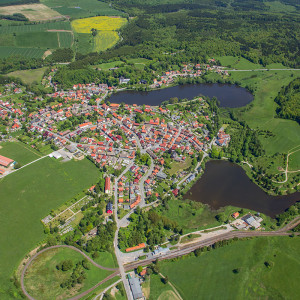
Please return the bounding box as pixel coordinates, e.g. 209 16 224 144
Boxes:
109 83 253 108
183 160 300 218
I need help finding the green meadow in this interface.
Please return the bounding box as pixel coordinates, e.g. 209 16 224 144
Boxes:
0 141 41 165
8 67 47 84
159 236 300 300
24 247 112 300
0 157 100 299
231 70 300 155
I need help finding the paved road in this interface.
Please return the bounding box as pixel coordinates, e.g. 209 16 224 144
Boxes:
224 68 300 72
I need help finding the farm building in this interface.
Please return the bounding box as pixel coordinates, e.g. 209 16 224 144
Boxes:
0 155 14 168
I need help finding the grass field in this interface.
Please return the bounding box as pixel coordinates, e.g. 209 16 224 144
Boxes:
0 157 100 299
0 141 41 165
24 247 112 300
0 3 63 21
231 70 300 155
156 199 234 233
42 0 123 18
160 236 300 300
72 16 127 33
8 67 47 84
168 157 192 175
148 274 174 300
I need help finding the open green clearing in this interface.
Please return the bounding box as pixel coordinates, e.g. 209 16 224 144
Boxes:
0 141 41 165
87 250 117 269
231 70 300 155
8 67 47 84
265 1 296 12
24 247 112 300
148 274 174 300
42 0 123 18
0 157 100 299
215 56 262 70
160 236 300 300
156 199 274 233
168 157 192 176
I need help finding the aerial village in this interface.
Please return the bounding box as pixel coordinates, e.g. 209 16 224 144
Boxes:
0 63 269 300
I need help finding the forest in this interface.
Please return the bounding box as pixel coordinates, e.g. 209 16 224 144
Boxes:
275 78 300 124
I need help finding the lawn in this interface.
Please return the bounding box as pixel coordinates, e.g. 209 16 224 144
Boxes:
0 157 100 299
231 70 300 155
160 236 300 300
0 141 41 165
24 247 112 300
8 67 47 84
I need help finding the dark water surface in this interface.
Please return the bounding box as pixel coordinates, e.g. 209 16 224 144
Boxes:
184 160 300 218
109 83 253 108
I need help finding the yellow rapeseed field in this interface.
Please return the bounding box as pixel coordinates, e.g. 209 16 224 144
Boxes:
72 16 127 34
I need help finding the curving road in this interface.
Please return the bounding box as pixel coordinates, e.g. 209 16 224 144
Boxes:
20 245 119 300
21 217 300 300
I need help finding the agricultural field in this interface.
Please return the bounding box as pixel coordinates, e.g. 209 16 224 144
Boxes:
72 16 127 33
0 21 71 34
42 0 123 18
0 46 46 58
24 247 112 300
8 67 47 84
0 4 63 21
94 31 119 52
72 16 127 53
148 274 178 300
15 32 59 48
58 31 74 48
0 157 100 299
159 236 300 300
231 70 300 155
0 141 41 165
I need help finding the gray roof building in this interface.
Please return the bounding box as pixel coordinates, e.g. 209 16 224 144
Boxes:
128 276 143 300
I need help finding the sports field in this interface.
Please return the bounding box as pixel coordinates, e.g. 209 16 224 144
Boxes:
42 0 123 18
0 4 63 21
0 157 100 299
24 247 112 300
159 236 300 299
0 141 41 165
